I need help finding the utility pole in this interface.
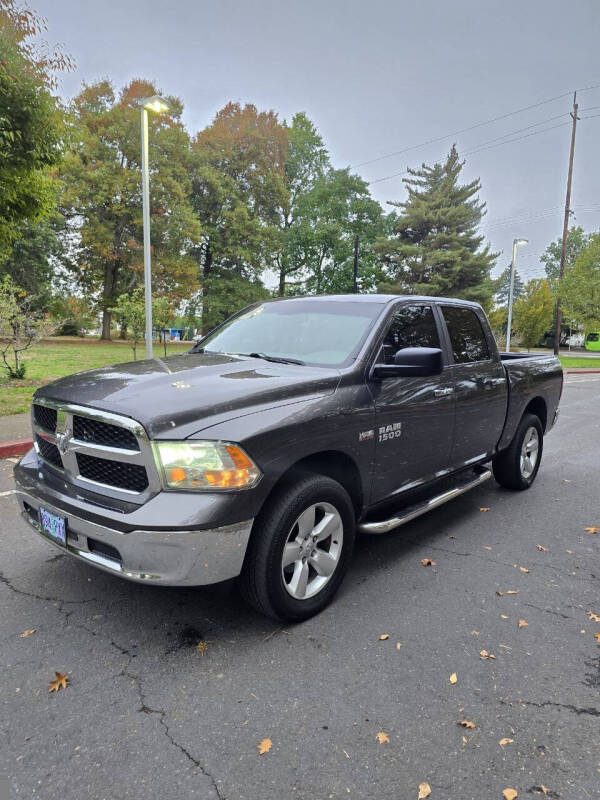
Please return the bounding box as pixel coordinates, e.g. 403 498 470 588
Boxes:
553 92 579 355
353 235 359 293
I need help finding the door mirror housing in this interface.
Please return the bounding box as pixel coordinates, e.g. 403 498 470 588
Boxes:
371 347 443 380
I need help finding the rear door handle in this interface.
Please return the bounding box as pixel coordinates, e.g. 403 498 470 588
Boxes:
434 388 454 397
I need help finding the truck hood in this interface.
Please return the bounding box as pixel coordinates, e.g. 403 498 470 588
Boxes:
34 352 341 439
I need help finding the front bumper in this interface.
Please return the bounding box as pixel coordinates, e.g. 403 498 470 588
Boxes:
14 476 254 587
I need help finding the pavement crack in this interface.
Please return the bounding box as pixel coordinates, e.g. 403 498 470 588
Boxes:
122 669 225 799
522 602 571 620
504 698 600 717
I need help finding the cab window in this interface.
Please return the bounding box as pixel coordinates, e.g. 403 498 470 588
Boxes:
442 306 490 363
378 305 440 365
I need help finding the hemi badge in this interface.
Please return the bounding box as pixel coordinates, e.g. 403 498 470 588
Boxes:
359 429 374 442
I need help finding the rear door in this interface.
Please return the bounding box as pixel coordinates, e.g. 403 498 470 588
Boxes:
369 303 456 504
439 304 507 467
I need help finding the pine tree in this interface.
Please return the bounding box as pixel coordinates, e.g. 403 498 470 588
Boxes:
377 146 497 305
494 264 525 306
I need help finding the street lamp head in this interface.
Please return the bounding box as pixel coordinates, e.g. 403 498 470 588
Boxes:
139 95 170 114
514 238 528 247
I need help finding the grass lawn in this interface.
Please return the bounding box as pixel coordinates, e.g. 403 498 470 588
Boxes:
558 356 600 369
0 338 190 417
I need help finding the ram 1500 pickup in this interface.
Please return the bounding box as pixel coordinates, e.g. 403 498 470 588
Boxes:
14 295 563 621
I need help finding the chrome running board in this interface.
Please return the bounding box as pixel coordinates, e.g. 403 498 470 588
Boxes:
359 467 492 535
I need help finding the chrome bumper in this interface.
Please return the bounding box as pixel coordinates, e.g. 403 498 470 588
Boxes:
15 488 253 587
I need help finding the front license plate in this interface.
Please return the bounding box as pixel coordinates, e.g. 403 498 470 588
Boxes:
39 507 67 546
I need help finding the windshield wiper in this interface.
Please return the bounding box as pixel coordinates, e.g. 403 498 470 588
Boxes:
244 352 305 366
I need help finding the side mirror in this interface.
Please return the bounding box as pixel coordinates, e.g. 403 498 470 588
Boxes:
371 347 443 380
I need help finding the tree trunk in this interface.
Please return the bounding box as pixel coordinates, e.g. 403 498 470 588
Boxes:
119 324 128 340
101 310 112 340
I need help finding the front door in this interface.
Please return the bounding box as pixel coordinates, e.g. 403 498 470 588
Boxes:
370 303 456 505
439 304 508 467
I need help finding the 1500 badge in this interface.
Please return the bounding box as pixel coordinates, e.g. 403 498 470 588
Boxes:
379 422 402 442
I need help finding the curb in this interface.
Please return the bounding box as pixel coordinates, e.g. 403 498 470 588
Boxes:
566 368 600 374
0 439 33 459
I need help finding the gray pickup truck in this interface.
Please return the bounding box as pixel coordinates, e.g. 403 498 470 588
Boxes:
14 295 563 621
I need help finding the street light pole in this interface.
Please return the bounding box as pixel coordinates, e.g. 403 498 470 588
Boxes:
506 238 528 352
138 95 170 360
140 107 153 359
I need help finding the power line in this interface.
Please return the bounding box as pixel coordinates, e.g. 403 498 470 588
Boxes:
352 84 600 170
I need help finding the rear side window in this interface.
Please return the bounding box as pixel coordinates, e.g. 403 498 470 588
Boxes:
379 305 439 364
587 333 599 342
442 306 490 363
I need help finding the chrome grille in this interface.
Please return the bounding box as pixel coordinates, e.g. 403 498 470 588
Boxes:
73 415 138 451
31 399 158 501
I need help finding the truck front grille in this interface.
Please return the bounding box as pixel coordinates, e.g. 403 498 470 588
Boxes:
35 435 63 469
77 453 149 492
31 400 156 501
73 415 139 451
33 404 57 432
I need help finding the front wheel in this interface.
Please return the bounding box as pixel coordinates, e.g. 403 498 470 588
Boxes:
239 474 356 621
492 412 544 490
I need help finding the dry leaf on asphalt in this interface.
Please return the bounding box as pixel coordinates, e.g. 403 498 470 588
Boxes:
479 507 490 512
257 738 272 755
518 620 529 629
421 558 437 567
503 788 518 800
588 611 600 622
458 719 476 728
379 634 389 641
449 672 458 684
418 782 432 799
471 630 480 636
480 649 496 660
594 632 600 643
48 672 68 692
506 590 519 594
518 566 530 573
536 545 548 552
500 614 509 619
540 786 549 796
20 629 36 638
499 737 514 747
196 641 209 655
396 642 402 650
376 731 390 743
484 546 492 550
584 526 599 534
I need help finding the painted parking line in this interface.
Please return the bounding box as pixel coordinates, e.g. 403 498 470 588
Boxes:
0 489 16 497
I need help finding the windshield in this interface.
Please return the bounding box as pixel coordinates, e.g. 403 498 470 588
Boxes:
195 299 382 367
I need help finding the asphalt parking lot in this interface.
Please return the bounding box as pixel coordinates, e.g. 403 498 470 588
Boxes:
1 374 599 800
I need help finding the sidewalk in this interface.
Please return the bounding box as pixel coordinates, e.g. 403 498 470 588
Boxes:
0 413 32 458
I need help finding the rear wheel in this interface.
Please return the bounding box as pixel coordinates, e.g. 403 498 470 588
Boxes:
239 474 355 621
492 412 544 490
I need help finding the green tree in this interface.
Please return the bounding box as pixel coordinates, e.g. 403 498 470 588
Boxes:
0 2 70 258
190 102 287 330
60 79 200 339
201 274 269 333
0 274 55 377
376 145 497 305
152 295 174 356
493 264 525 306
561 233 600 333
541 225 593 292
0 216 66 305
113 290 145 360
513 278 554 350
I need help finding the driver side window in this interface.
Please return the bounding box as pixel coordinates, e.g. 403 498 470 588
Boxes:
378 305 440 365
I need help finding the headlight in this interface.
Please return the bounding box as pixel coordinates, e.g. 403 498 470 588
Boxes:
153 441 262 490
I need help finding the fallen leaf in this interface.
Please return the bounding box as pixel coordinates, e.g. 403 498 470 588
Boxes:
584 526 599 534
196 641 209 655
594 632 600 643
566 549 573 554
396 642 402 650
462 735 468 744
257 738 272 755
480 649 496 660
500 614 509 619
506 590 519 595
418 782 432 799
503 789 518 800
376 731 390 744
471 630 480 636
496 591 504 596
449 673 458 684
379 634 389 641
540 786 548 796
48 672 68 693
458 719 476 728
588 611 600 623
421 558 437 567
484 546 492 550
519 566 530 573
499 737 514 747
479 507 490 512
536 544 548 552
518 620 529 629
20 629 36 638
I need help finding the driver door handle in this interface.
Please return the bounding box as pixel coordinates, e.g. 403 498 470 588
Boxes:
434 387 454 397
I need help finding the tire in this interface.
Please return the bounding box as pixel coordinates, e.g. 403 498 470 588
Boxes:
239 473 356 622
492 412 544 491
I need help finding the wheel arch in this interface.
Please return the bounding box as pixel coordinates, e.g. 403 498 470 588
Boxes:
523 396 548 431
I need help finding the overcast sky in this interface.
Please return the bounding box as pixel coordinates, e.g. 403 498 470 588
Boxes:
37 0 600 281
